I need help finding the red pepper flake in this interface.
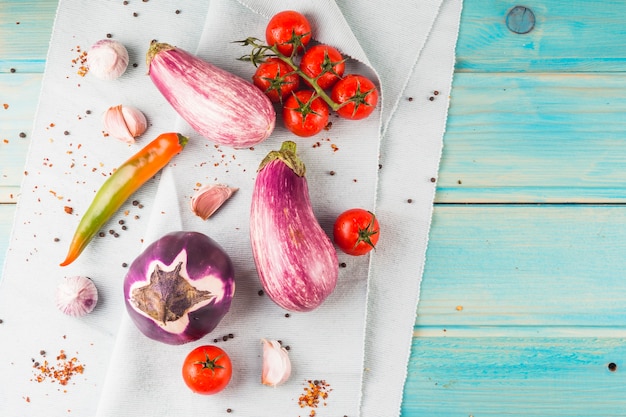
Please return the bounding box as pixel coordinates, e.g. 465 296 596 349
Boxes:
31 349 85 387
71 46 89 77
298 379 332 416
3 103 8 110
330 144 339 152
64 206 73 214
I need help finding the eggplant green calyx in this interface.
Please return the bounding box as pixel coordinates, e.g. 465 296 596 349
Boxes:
146 41 176 70
258 140 306 177
196 353 226 375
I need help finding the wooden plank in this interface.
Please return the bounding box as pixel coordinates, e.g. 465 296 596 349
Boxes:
402 336 626 416
8 0 626 75
436 72 626 203
456 0 626 72
0 0 57 73
417 204 626 328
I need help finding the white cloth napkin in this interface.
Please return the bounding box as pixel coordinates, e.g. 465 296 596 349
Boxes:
0 1 462 416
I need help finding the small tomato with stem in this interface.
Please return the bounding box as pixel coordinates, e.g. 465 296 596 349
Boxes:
182 345 233 395
299 44 346 90
333 208 380 256
282 90 330 137
331 74 379 120
265 10 312 57
253 58 300 103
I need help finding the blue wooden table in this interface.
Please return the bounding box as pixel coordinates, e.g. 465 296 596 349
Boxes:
2 1 626 415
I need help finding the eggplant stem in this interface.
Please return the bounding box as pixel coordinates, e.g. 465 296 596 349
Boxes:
258 141 306 177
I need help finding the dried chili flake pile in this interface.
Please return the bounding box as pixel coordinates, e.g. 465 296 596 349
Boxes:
298 379 332 416
32 350 85 387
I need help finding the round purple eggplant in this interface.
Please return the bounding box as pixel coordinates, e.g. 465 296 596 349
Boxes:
124 231 235 345
250 141 338 312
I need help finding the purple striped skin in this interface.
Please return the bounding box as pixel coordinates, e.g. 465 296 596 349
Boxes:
147 42 275 149
250 141 338 312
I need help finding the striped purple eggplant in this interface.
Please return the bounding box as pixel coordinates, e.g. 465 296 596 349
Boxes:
146 42 275 149
250 141 338 312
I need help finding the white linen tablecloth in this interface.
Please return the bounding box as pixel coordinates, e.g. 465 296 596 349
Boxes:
0 1 462 416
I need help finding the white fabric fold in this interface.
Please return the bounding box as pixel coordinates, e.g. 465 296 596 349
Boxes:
0 1 462 416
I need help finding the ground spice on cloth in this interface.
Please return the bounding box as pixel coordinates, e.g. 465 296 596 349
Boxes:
297 379 332 417
32 350 85 387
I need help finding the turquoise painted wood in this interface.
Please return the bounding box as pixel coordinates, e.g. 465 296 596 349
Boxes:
0 1 56 73
439 73 626 203
456 0 626 72
402 337 626 416
3 1 626 416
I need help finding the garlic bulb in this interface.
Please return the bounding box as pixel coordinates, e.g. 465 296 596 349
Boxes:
87 39 129 80
102 105 148 144
190 184 238 220
55 276 98 317
261 338 291 387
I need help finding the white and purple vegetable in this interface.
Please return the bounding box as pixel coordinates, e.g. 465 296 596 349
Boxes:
124 231 235 345
250 141 338 312
88 39 129 80
146 41 275 149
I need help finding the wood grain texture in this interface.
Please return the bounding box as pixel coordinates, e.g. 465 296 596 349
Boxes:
0 0 57 73
437 72 626 203
402 336 626 416
417 205 626 329
456 0 626 72
4 1 626 416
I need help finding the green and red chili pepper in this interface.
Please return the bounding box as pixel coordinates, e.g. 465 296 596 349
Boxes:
60 132 188 266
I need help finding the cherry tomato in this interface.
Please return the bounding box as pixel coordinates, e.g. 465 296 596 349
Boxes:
182 345 232 395
331 74 379 120
266 10 312 56
333 208 380 256
299 44 345 90
252 58 300 103
282 90 330 137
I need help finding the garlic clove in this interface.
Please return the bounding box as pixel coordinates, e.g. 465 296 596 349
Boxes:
87 39 129 80
55 276 98 317
121 106 148 138
261 338 291 387
190 184 238 220
102 105 148 144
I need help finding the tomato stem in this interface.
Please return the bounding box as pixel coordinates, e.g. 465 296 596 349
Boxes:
353 212 379 251
236 37 342 111
196 353 226 375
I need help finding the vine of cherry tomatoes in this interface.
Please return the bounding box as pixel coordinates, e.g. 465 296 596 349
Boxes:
239 10 379 137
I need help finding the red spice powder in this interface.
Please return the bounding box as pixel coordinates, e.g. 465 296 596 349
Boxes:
32 350 85 387
297 379 332 416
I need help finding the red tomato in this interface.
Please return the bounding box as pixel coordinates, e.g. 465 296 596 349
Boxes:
266 10 312 56
333 208 380 256
299 44 345 90
182 345 232 395
331 74 379 120
282 90 330 137
252 58 300 102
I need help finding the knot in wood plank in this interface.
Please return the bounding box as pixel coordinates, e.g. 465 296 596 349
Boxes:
506 6 535 34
